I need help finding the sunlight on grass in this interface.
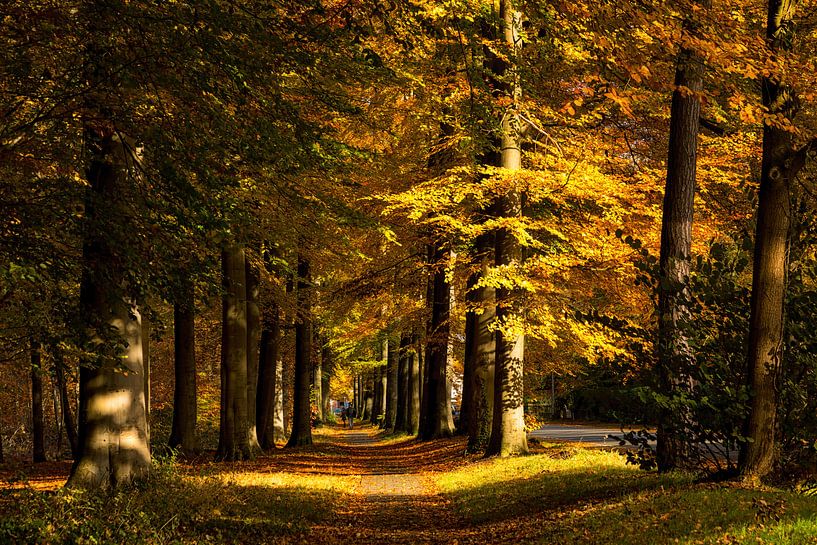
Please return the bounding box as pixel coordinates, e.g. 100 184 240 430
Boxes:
436 448 817 544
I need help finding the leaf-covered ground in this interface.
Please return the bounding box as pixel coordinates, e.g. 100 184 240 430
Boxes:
2 425 817 544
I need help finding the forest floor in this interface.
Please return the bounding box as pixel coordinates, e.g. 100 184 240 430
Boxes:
3 424 817 544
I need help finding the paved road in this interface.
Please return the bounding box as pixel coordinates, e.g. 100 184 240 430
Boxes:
529 423 653 447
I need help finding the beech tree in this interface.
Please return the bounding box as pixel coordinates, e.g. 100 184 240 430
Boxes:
287 255 313 447
655 0 709 472
169 280 197 456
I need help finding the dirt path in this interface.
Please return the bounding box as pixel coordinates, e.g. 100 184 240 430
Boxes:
312 426 469 544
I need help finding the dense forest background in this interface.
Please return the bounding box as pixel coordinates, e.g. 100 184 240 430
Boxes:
2 0 817 490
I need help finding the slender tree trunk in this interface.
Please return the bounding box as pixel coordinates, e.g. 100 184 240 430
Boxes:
740 0 804 482
487 0 528 457
54 353 78 458
67 132 150 489
408 333 421 435
321 344 331 422
142 307 150 452
287 255 314 447
245 258 262 453
420 241 454 440
371 364 382 425
363 371 374 421
216 245 252 461
312 331 323 425
655 0 709 473
385 338 399 431
395 333 410 433
258 305 286 448
31 341 45 463
169 282 197 456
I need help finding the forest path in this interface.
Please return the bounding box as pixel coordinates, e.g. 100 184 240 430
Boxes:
310 424 477 544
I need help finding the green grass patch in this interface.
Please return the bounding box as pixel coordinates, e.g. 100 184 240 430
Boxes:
436 448 817 544
0 457 353 545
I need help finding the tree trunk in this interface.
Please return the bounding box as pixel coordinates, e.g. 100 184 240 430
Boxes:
321 344 331 422
362 371 374 421
142 307 151 452
420 241 454 440
31 341 46 463
216 245 252 461
312 331 323 425
487 0 528 457
169 282 197 456
258 305 286 448
245 258 262 453
655 0 709 473
408 333 421 435
384 338 399 431
287 255 313 447
67 132 150 489
468 234 496 451
54 352 78 459
739 0 802 482
395 333 410 432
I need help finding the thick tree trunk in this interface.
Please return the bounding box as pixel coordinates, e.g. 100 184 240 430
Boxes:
395 333 410 433
31 341 45 463
487 0 528 457
287 255 313 447
371 365 382 425
468 235 496 451
655 0 708 473
67 132 150 489
739 0 803 482
216 245 252 461
169 282 197 456
420 241 454 440
245 259 262 453
258 306 286 448
384 338 399 431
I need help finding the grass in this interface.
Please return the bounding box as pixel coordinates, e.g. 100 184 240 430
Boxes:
0 455 355 545
435 446 817 544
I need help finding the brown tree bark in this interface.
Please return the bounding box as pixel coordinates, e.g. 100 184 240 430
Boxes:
467 234 496 451
245 258 262 453
384 337 399 431
395 333 410 433
420 241 454 440
655 0 709 473
216 245 252 461
312 331 323 425
67 132 150 489
169 281 197 456
486 0 527 457
407 333 421 436
287 255 314 447
739 0 807 482
31 341 45 463
54 352 78 459
258 305 286 448
321 343 332 422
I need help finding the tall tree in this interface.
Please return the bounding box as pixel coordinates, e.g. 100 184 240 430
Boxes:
312 331 323 425
420 240 454 440
68 132 150 488
740 0 814 482
655 0 709 472
216 245 252 461
258 304 286 448
245 258 262 453
169 280 197 456
287 255 314 447
487 0 528 457
384 337 399 430
407 333 421 436
395 333 411 433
